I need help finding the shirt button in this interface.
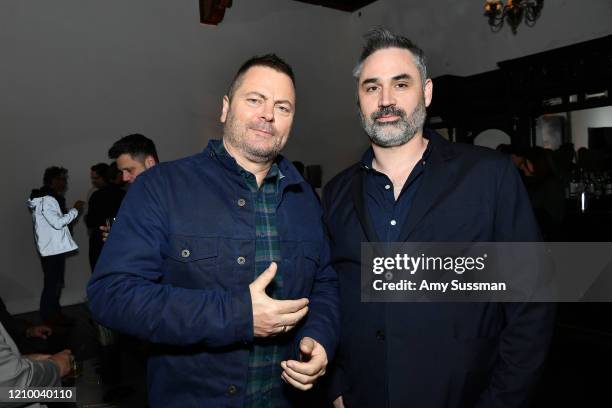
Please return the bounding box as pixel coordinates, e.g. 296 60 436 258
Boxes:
237 256 246 265
237 198 246 207
180 249 190 258
385 184 391 190
376 330 385 341
390 219 397 226
228 384 238 395
422 161 426 165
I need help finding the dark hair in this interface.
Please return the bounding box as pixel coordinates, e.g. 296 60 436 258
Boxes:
108 134 159 163
227 54 295 100
107 161 122 183
91 162 110 181
353 27 428 86
43 166 68 187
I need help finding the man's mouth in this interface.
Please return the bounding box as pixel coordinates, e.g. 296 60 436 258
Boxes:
250 127 274 136
376 115 400 122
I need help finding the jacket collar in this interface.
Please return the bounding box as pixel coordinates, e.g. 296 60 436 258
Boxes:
203 139 304 189
351 129 459 242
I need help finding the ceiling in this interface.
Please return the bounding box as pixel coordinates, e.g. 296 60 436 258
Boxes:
292 0 379 12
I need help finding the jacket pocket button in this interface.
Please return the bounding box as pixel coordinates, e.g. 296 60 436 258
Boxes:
237 198 246 207
180 249 190 258
237 256 246 265
228 384 238 395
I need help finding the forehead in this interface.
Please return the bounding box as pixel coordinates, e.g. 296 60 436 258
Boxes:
116 153 143 169
359 47 421 83
235 66 295 103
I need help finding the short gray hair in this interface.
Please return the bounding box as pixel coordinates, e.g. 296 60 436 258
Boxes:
352 27 428 87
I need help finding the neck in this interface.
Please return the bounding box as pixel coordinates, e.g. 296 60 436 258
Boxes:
223 139 272 187
371 131 428 178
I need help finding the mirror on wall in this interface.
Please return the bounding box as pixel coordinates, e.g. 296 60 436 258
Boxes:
473 128 511 150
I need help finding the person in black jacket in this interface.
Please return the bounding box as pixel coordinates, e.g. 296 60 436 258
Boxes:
322 28 555 408
85 163 126 271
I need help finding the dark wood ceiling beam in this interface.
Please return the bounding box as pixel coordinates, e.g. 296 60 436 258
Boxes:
199 0 233 25
292 0 379 12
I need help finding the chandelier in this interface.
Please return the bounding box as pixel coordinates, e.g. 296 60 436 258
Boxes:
484 0 544 34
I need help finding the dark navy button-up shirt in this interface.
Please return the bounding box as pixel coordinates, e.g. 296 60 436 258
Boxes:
361 142 431 242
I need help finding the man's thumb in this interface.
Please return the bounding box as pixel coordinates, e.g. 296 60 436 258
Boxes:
300 337 316 356
252 262 277 291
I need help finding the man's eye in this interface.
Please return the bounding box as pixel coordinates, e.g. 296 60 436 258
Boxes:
277 105 291 113
247 98 262 105
396 83 408 89
365 86 378 93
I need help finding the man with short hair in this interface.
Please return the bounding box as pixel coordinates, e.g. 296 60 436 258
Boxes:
88 54 339 407
90 163 110 190
85 163 126 270
108 133 159 184
322 28 555 408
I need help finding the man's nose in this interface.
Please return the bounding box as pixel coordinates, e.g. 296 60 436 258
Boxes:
261 102 274 122
379 87 396 108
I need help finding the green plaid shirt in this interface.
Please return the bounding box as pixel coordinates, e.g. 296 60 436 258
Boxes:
213 142 285 407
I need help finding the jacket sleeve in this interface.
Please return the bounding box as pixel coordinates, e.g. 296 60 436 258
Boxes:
86 171 253 348
319 181 350 402
41 197 78 230
84 191 101 229
476 158 557 408
0 323 61 390
292 231 340 363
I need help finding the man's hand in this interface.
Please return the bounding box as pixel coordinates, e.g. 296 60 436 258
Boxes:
250 262 309 337
333 396 345 408
99 225 110 242
73 200 86 212
25 353 52 361
26 324 52 339
280 337 328 391
49 349 73 378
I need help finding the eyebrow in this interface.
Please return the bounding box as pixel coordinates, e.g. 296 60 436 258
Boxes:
361 73 414 86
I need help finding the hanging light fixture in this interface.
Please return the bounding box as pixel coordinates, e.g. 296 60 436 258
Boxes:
484 0 544 34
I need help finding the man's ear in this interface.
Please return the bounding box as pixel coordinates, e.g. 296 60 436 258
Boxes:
424 78 433 108
144 156 156 169
220 95 230 124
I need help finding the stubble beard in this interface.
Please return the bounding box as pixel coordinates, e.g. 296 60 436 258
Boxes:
223 110 283 163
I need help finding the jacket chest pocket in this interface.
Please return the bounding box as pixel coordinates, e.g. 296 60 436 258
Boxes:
162 235 230 289
280 241 321 299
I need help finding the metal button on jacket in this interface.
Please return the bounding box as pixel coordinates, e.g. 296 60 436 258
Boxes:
237 256 246 265
181 249 190 258
228 384 237 395
237 198 246 207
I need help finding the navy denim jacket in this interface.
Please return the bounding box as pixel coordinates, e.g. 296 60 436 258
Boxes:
87 140 339 408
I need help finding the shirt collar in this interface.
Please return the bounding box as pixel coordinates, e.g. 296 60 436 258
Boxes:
360 131 433 172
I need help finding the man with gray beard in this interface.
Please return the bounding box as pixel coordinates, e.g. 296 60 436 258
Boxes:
321 28 555 407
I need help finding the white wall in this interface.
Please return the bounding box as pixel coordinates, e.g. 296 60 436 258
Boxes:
1 0 611 314
570 106 612 150
350 0 612 77
0 0 362 314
